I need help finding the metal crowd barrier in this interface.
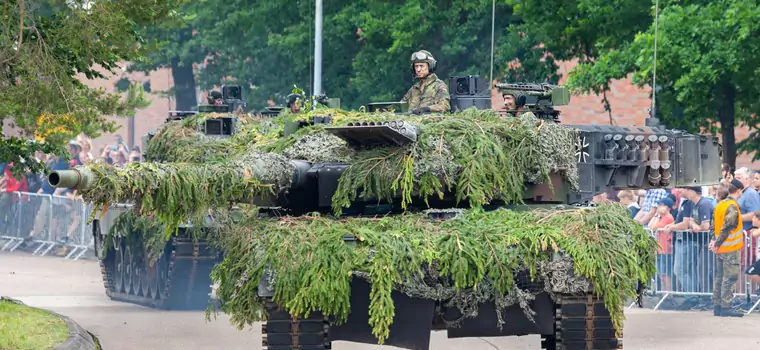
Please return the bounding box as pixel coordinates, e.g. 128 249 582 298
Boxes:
631 228 760 315
0 191 93 260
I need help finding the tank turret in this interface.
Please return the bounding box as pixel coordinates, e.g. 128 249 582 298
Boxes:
50 117 721 213
55 79 723 350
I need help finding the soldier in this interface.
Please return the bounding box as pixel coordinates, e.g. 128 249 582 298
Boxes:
501 90 536 118
401 50 450 114
207 91 224 105
708 179 745 317
280 93 302 116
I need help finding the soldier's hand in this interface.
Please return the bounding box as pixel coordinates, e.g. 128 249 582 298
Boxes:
411 107 431 115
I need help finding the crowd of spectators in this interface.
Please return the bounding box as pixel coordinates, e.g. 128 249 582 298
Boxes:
594 164 760 310
0 134 143 250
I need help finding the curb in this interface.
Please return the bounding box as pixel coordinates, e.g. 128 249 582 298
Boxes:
1 296 101 350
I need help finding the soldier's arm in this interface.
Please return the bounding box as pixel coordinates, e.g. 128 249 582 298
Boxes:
401 87 412 103
426 82 450 113
714 205 739 247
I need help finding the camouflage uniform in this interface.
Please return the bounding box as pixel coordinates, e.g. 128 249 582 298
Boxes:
711 197 742 310
401 50 450 114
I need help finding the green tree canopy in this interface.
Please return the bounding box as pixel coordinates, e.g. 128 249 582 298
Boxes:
558 0 760 167
0 0 184 175
153 0 560 111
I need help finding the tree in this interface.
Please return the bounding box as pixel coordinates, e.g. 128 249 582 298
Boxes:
126 2 214 110
170 0 558 111
561 0 760 167
506 0 652 123
0 0 184 175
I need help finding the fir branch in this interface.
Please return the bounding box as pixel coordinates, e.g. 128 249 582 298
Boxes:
205 203 657 344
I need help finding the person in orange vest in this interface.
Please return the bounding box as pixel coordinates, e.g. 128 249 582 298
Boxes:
708 179 745 317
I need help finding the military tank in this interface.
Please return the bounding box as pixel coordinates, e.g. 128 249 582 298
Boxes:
49 78 722 350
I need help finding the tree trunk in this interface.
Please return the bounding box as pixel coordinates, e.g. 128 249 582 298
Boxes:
719 83 736 169
170 29 197 111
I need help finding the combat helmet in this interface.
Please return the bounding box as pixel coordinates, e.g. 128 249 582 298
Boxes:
410 50 437 74
207 90 223 104
286 93 301 107
501 89 527 110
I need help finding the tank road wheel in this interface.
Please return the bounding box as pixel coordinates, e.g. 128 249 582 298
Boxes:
145 257 159 299
551 294 623 350
113 239 125 293
132 252 145 297
261 301 331 350
123 244 135 295
155 254 169 301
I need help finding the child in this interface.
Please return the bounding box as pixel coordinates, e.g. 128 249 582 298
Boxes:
649 197 676 291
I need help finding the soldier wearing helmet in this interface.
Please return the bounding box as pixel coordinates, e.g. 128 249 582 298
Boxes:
279 93 303 116
501 90 535 118
207 91 224 105
401 50 450 115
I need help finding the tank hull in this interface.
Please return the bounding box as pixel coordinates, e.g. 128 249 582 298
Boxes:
93 219 220 310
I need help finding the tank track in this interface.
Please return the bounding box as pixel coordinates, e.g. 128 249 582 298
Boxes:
541 294 623 350
258 292 620 350
261 301 331 350
98 231 219 310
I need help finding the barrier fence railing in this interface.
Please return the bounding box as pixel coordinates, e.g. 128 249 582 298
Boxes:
2 190 760 314
0 191 93 260
631 228 760 315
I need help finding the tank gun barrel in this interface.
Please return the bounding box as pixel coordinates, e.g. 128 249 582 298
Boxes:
48 168 97 189
47 158 313 208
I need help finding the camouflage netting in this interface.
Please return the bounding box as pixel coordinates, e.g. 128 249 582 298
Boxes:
80 107 582 221
207 204 656 344
73 107 655 346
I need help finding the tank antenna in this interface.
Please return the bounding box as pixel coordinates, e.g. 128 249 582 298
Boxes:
647 0 660 126
489 0 496 89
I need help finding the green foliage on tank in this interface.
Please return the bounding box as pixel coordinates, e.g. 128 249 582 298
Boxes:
53 106 656 345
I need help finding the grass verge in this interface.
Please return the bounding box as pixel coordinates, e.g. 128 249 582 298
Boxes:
0 299 69 350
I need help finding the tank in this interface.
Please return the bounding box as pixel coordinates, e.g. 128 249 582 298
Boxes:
49 79 723 350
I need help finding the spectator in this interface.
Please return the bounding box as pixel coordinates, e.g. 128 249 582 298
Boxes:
668 189 682 218
66 140 83 168
78 138 94 163
26 153 69 242
101 143 129 166
745 210 760 286
129 146 142 163
0 163 29 231
634 189 669 225
733 167 760 230
112 134 130 151
686 186 716 294
704 185 718 206
616 190 640 218
648 197 675 291
592 192 609 204
721 163 733 183
663 188 697 292
605 190 620 203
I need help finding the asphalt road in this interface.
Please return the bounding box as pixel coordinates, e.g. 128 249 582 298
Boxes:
1 251 759 350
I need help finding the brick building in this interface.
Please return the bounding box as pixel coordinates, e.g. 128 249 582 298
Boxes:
5 59 758 168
